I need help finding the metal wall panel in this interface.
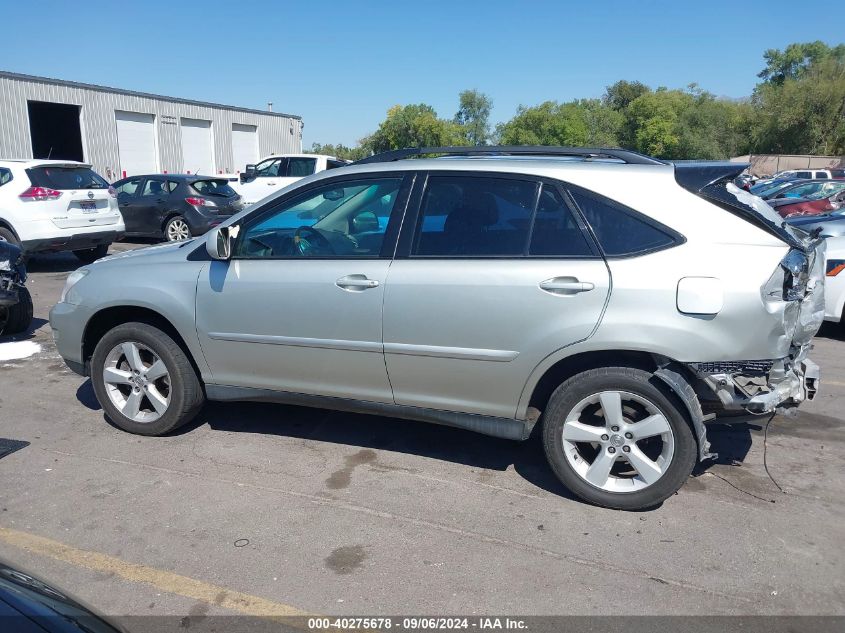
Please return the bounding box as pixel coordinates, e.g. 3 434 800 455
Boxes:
0 72 302 181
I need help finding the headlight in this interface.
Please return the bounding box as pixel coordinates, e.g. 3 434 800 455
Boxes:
827 259 845 277
60 269 89 304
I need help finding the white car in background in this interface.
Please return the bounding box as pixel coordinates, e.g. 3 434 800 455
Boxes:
231 153 349 205
0 160 125 263
824 235 845 324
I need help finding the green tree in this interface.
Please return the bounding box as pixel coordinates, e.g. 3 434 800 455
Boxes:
454 89 493 145
308 142 369 161
758 41 845 85
751 56 845 155
495 100 621 147
603 80 650 111
364 104 466 153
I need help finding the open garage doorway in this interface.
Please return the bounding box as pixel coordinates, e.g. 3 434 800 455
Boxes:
27 101 84 162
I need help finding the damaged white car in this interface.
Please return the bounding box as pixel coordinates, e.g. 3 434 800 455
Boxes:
50 146 825 510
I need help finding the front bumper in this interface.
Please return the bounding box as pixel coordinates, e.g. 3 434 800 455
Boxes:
690 349 819 415
49 301 92 376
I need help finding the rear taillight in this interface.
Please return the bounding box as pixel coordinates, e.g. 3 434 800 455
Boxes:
185 197 213 207
762 249 810 303
19 186 62 201
108 186 117 198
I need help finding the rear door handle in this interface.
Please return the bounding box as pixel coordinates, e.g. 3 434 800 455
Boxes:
336 275 380 291
539 277 595 294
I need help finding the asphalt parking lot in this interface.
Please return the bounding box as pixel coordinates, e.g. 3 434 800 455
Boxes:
1 241 844 622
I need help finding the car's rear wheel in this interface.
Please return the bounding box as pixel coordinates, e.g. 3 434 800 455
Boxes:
542 367 696 510
91 322 204 435
0 286 33 336
165 216 191 242
73 244 109 263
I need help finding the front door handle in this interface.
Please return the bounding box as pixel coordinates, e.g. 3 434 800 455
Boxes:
539 277 595 295
336 274 380 291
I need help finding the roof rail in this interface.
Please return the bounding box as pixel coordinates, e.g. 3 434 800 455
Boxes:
352 145 666 166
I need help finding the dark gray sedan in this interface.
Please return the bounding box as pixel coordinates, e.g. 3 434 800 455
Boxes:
112 174 245 242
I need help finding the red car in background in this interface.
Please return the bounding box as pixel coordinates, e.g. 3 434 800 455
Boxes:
777 190 845 218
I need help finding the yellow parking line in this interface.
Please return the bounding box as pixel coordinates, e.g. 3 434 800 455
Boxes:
0 526 308 618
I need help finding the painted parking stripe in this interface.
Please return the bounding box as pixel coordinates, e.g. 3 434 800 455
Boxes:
0 526 308 618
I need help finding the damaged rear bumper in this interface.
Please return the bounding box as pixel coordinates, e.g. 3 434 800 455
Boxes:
689 349 819 415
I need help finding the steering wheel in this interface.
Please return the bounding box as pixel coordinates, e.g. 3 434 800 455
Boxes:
294 226 335 256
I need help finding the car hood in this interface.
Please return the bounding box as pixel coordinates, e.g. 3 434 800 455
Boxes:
94 239 199 266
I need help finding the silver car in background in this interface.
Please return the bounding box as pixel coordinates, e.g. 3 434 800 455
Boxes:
50 146 825 510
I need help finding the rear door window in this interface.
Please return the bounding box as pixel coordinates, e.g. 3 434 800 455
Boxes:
141 179 169 197
567 187 678 257
285 157 318 177
412 175 537 256
26 166 109 190
529 185 594 256
0 168 12 187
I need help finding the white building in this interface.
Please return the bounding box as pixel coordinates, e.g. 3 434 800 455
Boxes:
0 71 302 180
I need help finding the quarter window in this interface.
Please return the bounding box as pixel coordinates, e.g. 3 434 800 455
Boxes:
568 187 677 257
413 175 537 256
238 177 402 259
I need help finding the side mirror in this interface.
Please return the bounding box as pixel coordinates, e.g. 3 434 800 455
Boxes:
240 165 257 183
206 225 235 260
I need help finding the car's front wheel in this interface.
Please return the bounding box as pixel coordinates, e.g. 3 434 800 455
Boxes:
542 367 697 510
164 216 191 242
91 322 204 435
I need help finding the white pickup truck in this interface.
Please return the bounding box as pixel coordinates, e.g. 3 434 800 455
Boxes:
231 154 350 205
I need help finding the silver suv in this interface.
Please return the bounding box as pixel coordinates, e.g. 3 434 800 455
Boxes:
50 147 826 510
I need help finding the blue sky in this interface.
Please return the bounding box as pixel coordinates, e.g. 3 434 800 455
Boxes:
3 0 844 148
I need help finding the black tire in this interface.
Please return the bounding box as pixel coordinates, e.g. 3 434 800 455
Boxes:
0 227 19 246
91 322 204 436
542 367 697 511
73 244 110 264
0 286 33 336
164 216 191 242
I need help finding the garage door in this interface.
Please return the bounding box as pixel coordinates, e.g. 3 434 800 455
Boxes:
115 111 157 177
231 123 258 173
180 118 215 175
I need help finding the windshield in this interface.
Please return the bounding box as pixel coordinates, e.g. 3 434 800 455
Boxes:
191 179 237 197
804 181 845 200
26 166 109 190
751 181 793 197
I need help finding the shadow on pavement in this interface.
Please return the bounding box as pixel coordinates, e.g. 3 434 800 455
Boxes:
76 380 579 502
196 400 583 501
0 317 49 344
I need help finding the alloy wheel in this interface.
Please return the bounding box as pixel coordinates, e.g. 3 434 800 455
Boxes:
166 219 190 241
102 341 171 423
561 390 675 492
